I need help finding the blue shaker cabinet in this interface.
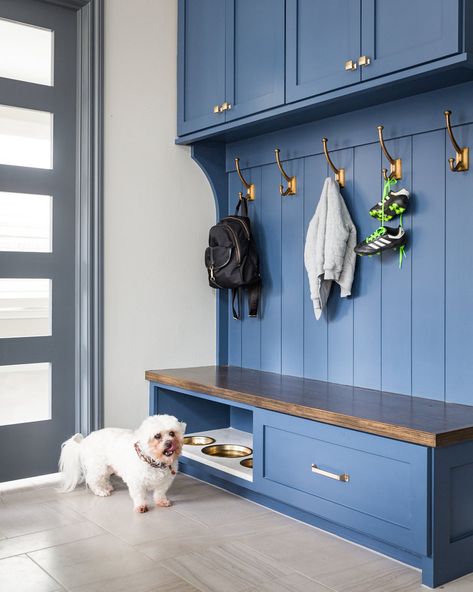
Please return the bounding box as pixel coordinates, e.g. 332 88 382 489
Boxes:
286 0 462 103
177 0 226 136
225 0 285 122
286 0 362 103
178 0 285 135
361 0 461 80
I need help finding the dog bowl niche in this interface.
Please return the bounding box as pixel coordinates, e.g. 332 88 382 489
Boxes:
201 444 252 458
183 435 216 446
240 458 253 468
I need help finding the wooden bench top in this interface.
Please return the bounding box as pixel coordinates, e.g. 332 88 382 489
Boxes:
145 365 473 447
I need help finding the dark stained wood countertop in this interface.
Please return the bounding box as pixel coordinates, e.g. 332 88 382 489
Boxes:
145 366 473 447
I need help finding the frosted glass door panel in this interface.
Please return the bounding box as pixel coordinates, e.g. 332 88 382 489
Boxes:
0 363 51 426
0 18 53 86
0 105 53 168
0 192 52 252
0 279 51 338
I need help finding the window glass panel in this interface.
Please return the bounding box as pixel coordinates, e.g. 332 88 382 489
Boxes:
0 192 52 252
0 105 53 169
0 362 51 426
0 18 53 86
0 279 51 338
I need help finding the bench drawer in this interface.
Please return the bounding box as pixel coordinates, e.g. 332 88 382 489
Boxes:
254 409 428 555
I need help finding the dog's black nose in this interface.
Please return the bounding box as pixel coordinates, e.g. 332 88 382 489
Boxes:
164 440 173 449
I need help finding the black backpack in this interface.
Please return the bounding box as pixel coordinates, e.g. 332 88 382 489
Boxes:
205 197 260 320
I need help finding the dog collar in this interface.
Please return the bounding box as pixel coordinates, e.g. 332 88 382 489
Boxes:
134 441 176 475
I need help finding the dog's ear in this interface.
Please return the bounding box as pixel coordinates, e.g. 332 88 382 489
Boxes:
179 421 187 435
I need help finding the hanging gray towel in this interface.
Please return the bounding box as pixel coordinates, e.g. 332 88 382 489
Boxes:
304 177 357 320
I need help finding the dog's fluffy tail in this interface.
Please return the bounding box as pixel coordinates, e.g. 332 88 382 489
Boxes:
58 433 84 492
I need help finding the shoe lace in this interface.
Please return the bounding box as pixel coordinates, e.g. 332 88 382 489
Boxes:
381 177 398 226
366 226 386 243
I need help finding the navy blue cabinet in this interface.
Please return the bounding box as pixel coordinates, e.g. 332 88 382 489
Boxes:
286 0 362 103
178 0 285 135
286 0 462 103
361 0 460 80
177 0 226 136
253 409 428 555
225 0 285 121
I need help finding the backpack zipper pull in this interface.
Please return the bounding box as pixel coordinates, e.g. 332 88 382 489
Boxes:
210 266 215 281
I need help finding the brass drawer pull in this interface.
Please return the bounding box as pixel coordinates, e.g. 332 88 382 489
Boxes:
311 463 349 482
221 101 232 112
213 104 222 114
344 59 357 71
358 55 371 67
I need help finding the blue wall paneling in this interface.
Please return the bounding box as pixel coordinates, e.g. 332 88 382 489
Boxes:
189 81 473 406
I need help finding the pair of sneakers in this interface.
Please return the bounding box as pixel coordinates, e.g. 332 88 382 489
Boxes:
354 187 409 257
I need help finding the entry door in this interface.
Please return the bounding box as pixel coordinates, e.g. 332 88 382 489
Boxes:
0 0 77 481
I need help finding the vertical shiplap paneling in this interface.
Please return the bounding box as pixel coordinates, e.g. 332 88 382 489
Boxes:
227 171 242 365
381 136 412 394
260 163 282 373
412 130 445 400
445 123 473 404
303 154 328 380
281 158 305 376
327 149 355 385
241 167 262 369
352 143 382 390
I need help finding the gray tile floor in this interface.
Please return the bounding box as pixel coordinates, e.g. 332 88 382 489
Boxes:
0 473 472 592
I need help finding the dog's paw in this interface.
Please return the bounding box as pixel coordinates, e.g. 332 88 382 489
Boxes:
135 504 148 513
155 498 172 507
92 489 111 497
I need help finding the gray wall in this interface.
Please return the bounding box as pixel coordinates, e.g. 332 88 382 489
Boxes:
104 0 216 428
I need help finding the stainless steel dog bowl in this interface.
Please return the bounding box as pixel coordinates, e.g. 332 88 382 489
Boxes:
201 444 253 458
240 458 253 468
183 435 216 446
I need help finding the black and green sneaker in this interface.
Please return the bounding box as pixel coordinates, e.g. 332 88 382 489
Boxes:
369 188 410 222
354 225 406 257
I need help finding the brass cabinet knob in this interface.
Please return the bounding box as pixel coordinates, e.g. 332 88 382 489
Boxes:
213 104 222 113
344 59 357 71
221 101 232 111
358 55 371 67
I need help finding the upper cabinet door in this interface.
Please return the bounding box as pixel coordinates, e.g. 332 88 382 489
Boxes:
286 0 361 103
225 0 285 122
177 0 226 136
361 0 460 80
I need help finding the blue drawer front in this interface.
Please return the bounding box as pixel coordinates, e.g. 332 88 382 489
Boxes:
253 409 428 555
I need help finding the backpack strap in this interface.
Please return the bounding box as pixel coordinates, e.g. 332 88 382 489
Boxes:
247 281 260 318
232 288 241 320
235 195 248 217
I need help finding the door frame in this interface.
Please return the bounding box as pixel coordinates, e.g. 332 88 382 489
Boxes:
43 0 104 435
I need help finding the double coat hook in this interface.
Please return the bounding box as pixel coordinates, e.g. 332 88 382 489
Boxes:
322 138 345 188
235 158 255 200
377 125 402 181
445 110 469 172
274 148 297 196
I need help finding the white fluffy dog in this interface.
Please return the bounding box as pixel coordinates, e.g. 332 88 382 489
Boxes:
59 415 186 512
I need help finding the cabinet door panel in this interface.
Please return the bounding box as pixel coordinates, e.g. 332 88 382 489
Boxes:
361 0 460 80
226 0 285 121
178 0 226 135
286 0 361 103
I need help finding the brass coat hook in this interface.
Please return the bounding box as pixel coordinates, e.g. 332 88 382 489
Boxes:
235 158 255 200
377 125 402 181
445 110 469 172
274 148 297 196
322 138 345 188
